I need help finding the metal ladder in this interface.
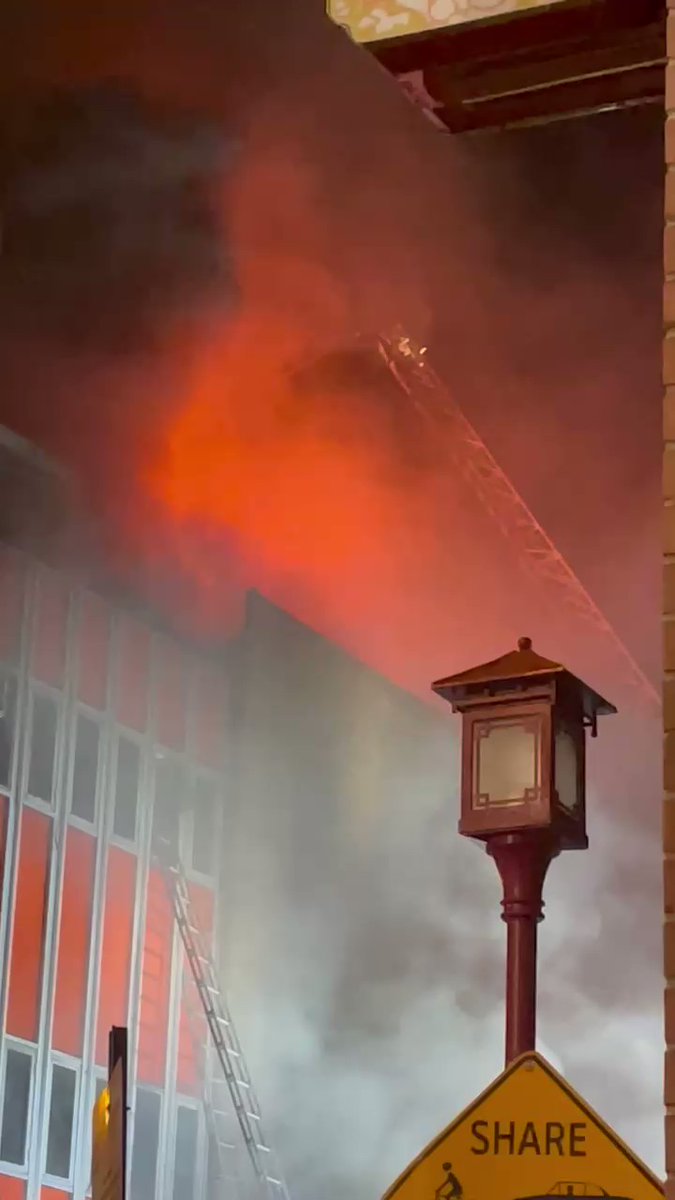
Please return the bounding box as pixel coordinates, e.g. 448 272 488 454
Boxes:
159 847 291 1200
180 978 242 1196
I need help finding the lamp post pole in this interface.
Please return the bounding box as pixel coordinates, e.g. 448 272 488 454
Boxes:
487 830 558 1066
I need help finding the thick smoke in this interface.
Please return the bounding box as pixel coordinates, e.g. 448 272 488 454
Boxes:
0 84 235 350
0 3 664 1199
0 80 238 573
216 599 662 1200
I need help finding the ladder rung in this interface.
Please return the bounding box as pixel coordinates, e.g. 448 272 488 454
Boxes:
216 1041 241 1059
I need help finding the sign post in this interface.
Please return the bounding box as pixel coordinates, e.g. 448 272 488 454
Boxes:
92 1026 128 1200
382 1053 663 1200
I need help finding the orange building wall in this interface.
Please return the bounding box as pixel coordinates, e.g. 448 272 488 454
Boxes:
6 807 52 1041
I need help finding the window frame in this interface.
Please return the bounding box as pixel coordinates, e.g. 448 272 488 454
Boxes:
130 1083 163 1200
0 1036 37 1175
0 547 26 673
109 728 144 850
41 1051 81 1189
0 667 19 799
185 769 221 886
67 702 104 833
171 1095 203 1200
151 749 186 865
22 684 62 815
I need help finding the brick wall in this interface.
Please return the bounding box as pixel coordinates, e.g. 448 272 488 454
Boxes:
667 9 675 1194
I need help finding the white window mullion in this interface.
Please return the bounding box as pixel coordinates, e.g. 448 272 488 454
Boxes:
28 574 77 1200
125 626 162 1197
72 602 116 1200
0 555 35 1047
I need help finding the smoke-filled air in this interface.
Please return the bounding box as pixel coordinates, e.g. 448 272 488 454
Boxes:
0 0 663 1197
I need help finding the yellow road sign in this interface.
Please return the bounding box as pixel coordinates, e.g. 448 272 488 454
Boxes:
92 1058 125 1200
383 1053 663 1200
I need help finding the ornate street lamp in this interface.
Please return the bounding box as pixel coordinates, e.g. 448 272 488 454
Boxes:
432 637 615 1066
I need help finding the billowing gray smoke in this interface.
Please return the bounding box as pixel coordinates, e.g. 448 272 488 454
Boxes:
216 599 662 1200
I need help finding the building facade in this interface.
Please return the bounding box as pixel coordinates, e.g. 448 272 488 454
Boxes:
0 537 230 1200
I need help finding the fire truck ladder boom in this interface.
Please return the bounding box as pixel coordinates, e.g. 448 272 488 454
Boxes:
161 850 291 1200
376 331 659 713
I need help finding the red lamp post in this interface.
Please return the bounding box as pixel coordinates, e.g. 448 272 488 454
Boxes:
432 637 615 1066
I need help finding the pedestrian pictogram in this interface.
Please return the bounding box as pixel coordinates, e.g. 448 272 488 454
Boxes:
381 1054 663 1200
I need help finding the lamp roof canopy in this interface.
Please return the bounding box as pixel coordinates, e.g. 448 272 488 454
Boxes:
432 637 616 721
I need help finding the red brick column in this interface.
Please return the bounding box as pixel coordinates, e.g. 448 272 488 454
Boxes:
666 10 675 1194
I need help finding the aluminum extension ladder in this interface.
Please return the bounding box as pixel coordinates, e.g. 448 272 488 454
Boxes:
158 845 290 1200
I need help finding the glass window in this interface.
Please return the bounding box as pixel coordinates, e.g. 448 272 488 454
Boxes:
191 776 217 876
206 1131 221 1200
0 559 24 667
113 736 141 841
70 714 99 823
172 1105 199 1200
130 1087 161 1200
0 1046 32 1165
152 757 184 863
0 671 17 791
45 1062 77 1179
28 692 58 803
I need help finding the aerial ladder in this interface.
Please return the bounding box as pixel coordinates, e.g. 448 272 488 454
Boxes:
156 840 291 1200
376 330 659 715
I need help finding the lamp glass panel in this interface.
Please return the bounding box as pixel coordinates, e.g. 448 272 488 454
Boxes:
555 725 578 812
475 719 538 806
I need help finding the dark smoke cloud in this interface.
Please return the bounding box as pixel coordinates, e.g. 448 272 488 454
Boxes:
0 80 240 601
0 83 236 352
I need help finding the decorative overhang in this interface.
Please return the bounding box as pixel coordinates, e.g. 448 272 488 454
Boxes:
326 0 665 132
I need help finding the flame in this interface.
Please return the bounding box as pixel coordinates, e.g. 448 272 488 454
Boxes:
146 316 404 588
137 137 519 694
